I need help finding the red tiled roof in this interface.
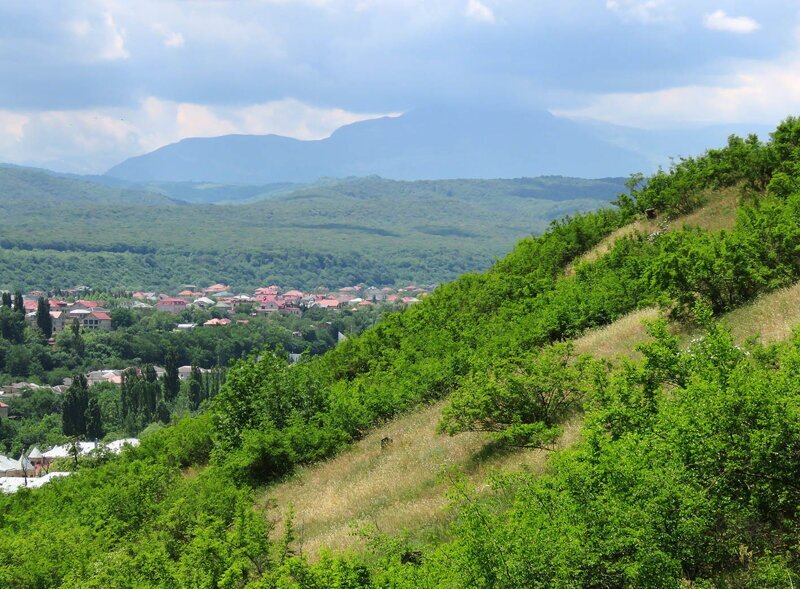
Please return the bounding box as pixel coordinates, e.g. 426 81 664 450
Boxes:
92 312 112 321
75 300 101 308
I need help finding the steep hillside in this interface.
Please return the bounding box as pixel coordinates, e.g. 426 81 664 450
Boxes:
0 168 623 290
263 182 790 560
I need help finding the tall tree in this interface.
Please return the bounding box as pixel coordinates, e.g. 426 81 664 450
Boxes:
85 397 104 440
1 292 11 308
62 373 89 437
71 317 85 357
36 297 53 338
189 365 203 410
13 292 23 316
163 349 180 403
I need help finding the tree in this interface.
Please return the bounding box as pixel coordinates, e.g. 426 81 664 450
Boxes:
62 373 89 437
439 343 605 448
36 297 53 338
189 365 204 410
70 317 85 356
163 348 180 403
1 292 10 308
85 397 104 440
13 292 24 316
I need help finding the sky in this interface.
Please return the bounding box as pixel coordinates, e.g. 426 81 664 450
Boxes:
0 0 798 173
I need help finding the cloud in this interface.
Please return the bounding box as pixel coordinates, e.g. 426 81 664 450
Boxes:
465 0 495 23
551 56 800 128
0 98 397 173
605 0 670 24
152 24 185 48
99 12 129 60
703 10 760 34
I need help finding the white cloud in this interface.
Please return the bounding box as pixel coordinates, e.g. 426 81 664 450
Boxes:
99 12 129 60
465 0 495 23
0 98 398 173
551 56 800 129
703 10 760 34
152 23 185 48
605 0 670 23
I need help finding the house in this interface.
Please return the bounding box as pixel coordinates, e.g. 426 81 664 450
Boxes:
279 305 302 317
204 283 230 295
192 297 215 308
256 299 281 313
72 300 103 310
203 318 231 326
156 298 188 313
315 299 343 310
86 370 123 386
178 366 208 380
82 311 112 330
0 402 8 419
255 286 280 296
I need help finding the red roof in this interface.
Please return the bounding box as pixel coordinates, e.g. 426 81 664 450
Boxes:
92 312 112 321
0 402 8 408
283 290 304 297
159 298 187 304
75 300 101 308
23 300 38 311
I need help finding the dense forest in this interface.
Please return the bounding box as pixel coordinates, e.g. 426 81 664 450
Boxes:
4 120 800 587
0 169 623 291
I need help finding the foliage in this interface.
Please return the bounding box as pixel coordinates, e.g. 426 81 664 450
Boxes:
0 169 624 291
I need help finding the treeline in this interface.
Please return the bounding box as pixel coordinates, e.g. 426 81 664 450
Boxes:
3 119 800 586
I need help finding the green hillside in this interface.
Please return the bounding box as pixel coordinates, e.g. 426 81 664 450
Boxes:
5 122 800 588
0 168 624 290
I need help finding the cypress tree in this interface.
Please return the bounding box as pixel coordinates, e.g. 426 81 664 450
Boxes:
13 292 23 315
189 365 203 410
62 373 89 437
1 292 10 308
36 297 53 338
85 397 104 440
163 349 180 403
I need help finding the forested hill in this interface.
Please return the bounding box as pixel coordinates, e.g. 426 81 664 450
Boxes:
0 168 624 290
5 120 800 587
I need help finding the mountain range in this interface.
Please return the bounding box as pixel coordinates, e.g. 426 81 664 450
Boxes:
105 106 772 185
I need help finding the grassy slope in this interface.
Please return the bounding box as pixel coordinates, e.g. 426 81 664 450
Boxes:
264 185 800 560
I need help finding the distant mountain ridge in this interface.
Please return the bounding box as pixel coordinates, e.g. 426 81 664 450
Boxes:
106 107 654 184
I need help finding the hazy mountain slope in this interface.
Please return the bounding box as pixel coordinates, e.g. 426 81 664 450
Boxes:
105 107 652 183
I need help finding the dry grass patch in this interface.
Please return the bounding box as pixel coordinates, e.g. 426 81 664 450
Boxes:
572 307 661 360
677 186 739 233
263 401 579 560
721 281 800 344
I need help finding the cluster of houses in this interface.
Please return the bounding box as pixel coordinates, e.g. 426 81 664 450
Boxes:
11 283 431 335
0 438 139 493
130 282 429 317
19 297 112 333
